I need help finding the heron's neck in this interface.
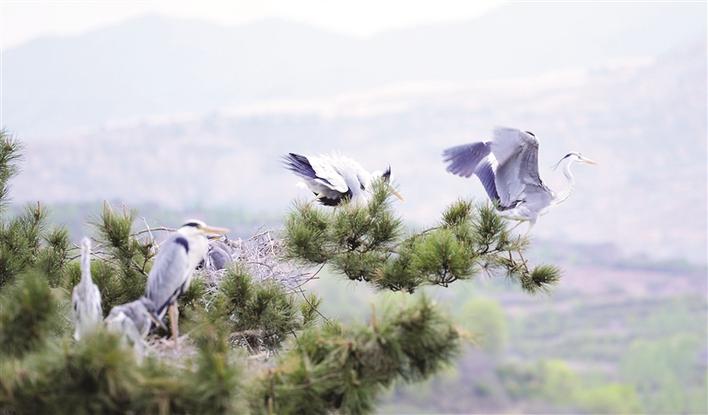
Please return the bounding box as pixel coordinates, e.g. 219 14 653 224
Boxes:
554 159 575 205
80 249 91 284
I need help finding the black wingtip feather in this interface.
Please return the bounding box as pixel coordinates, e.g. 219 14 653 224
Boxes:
282 153 317 179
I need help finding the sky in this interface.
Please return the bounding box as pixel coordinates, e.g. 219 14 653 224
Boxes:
0 0 504 48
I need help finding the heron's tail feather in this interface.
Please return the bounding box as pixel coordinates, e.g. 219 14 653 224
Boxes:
442 142 491 178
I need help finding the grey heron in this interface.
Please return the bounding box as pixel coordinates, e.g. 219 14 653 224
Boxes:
283 153 403 206
71 237 103 340
105 296 163 356
205 239 233 271
443 127 596 231
146 220 228 341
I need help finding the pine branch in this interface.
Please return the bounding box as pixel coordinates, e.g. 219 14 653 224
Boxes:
254 296 460 414
284 188 562 294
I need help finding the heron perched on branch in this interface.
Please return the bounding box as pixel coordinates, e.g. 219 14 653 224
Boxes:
146 220 228 341
283 153 403 206
443 127 596 231
105 296 163 356
71 237 102 340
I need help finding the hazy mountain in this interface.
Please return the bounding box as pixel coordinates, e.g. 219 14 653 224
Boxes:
12 33 706 263
3 3 705 135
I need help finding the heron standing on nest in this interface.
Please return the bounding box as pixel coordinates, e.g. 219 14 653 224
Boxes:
146 220 228 341
443 127 596 232
71 237 102 340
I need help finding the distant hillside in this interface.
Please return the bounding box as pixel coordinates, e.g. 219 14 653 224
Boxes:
3 3 704 135
10 36 707 263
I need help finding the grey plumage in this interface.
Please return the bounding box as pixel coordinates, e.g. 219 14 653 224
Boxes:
146 233 191 319
283 153 401 206
145 220 228 341
105 296 160 355
443 142 491 178
206 240 233 271
443 127 595 227
71 237 103 340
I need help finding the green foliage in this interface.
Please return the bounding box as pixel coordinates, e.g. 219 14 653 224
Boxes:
179 316 247 414
498 359 642 414
460 298 508 354
0 271 63 358
0 132 70 290
35 227 71 287
86 204 156 312
285 194 561 294
620 334 707 414
0 327 248 414
0 330 141 414
253 296 459 414
284 203 331 262
0 131 21 211
0 203 70 289
211 265 318 351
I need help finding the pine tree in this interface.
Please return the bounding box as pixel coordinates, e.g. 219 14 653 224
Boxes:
0 131 561 414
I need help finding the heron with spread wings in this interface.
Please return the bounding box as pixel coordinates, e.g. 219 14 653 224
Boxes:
443 127 595 231
283 153 403 206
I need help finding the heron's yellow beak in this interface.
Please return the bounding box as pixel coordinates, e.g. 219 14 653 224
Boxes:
582 158 597 165
391 189 404 201
202 225 229 236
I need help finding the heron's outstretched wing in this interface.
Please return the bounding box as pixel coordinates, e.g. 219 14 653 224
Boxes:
442 142 491 178
474 157 501 203
146 234 190 317
283 153 354 205
442 142 501 203
283 153 349 192
491 128 545 207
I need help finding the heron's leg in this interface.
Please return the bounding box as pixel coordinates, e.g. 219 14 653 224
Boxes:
169 303 179 341
508 220 524 232
523 220 537 236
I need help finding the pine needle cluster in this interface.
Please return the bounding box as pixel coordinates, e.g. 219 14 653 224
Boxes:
202 265 322 352
252 296 459 414
284 183 561 293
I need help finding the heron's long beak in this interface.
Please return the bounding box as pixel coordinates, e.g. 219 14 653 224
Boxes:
390 189 404 201
202 225 229 236
581 158 597 165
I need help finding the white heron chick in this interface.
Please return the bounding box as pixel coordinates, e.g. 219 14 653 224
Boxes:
443 127 596 231
71 237 102 340
283 153 403 206
146 220 228 341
